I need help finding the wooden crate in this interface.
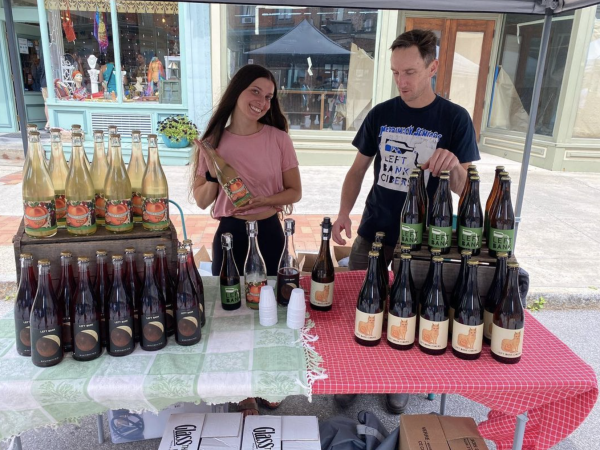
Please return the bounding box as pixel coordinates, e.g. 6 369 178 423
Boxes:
13 219 179 287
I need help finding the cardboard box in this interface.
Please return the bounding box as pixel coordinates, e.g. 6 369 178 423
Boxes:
158 413 205 450
298 252 318 275
333 246 351 273
399 415 489 450
159 412 243 450
194 245 213 276
298 246 352 275
242 415 320 450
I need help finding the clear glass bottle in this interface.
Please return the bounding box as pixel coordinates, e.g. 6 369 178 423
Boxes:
155 244 176 336
94 250 111 347
128 130 146 224
244 221 267 310
418 256 449 356
72 257 102 361
140 252 167 351
90 130 109 226
182 239 206 326
175 249 201 346
107 125 118 167
106 255 135 356
14 253 37 356
276 218 299 307
65 133 97 235
310 217 334 311
48 128 69 228
28 123 49 169
142 134 169 231
452 260 484 360
354 251 384 347
400 173 425 251
22 131 57 238
220 233 241 311
104 134 133 233
428 175 453 254
387 254 417 350
71 124 91 172
56 251 76 352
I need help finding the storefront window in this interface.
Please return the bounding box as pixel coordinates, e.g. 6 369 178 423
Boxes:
226 4 379 131
116 2 180 104
573 6 600 138
488 13 574 136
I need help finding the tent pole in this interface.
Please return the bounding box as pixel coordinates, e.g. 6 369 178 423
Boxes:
514 8 553 248
3 0 29 156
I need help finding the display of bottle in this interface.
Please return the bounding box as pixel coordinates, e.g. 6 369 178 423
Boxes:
127 130 146 223
489 176 515 258
484 167 506 245
155 244 176 336
141 134 169 231
124 247 142 342
452 260 484 360
371 242 388 307
449 250 472 334
458 165 478 214
175 249 202 346
14 253 37 356
374 231 390 291
244 221 267 310
428 175 452 254
104 134 134 233
30 259 63 367
182 239 206 326
458 176 483 256
276 219 299 307
71 257 102 361
486 170 509 242
56 251 76 352
418 256 449 355
354 251 385 347
107 125 118 167
419 248 442 316
94 250 111 347
22 131 57 238
400 173 425 250
201 140 253 207
491 262 524 364
65 133 97 236
28 123 49 169
71 125 91 171
220 233 241 311
387 254 417 350
310 217 334 311
416 164 429 228
105 255 135 356
139 253 168 351
90 130 109 226
483 252 508 344
48 129 69 228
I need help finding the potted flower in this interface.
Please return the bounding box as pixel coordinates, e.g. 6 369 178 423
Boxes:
157 115 199 148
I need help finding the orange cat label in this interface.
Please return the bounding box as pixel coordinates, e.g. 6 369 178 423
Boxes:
418 317 449 350
491 324 523 358
483 310 494 340
452 321 483 354
310 281 334 307
387 314 416 346
354 309 383 341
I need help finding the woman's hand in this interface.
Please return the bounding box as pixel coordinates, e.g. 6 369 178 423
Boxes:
232 196 273 214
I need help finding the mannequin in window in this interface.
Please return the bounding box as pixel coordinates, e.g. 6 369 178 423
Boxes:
72 71 88 100
147 56 164 95
87 54 100 94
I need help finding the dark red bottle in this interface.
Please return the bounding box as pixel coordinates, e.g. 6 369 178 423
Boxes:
155 244 176 336
94 250 112 347
182 239 205 327
140 253 167 351
14 253 37 356
71 257 102 362
106 255 135 356
56 251 76 352
124 247 142 342
175 248 202 346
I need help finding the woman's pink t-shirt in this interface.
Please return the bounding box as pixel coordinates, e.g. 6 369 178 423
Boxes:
197 125 299 218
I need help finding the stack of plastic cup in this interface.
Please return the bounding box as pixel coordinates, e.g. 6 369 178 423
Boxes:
259 285 278 327
287 288 306 330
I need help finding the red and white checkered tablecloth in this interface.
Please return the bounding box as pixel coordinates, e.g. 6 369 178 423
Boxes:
300 271 598 450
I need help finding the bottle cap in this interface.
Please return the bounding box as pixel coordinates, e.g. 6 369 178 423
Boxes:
177 248 188 255
182 239 193 245
112 255 123 261
496 166 505 170
20 253 33 259
221 233 233 247
77 256 89 263
368 250 379 258
508 262 519 269
497 252 509 258
468 164 477 170
124 247 135 253
284 218 295 234
470 176 480 181
246 221 258 235
96 250 107 256
143 252 154 258
430 248 442 255
375 231 385 238
156 244 166 251
400 254 411 260
467 260 479 266
51 128 62 133
440 175 450 180
60 251 72 257
38 259 50 266
499 171 509 176
501 176 511 181
400 245 411 252
432 256 444 263
410 172 419 178
460 250 472 256
148 133 158 139
372 242 382 249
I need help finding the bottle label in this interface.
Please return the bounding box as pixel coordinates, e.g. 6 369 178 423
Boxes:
66 199 96 232
310 280 334 307
401 222 423 245
245 279 267 305
491 324 523 359
483 310 494 340
458 226 483 250
142 197 169 230
224 177 252 208
176 307 201 344
418 317 449 350
108 318 134 354
23 200 57 237
73 322 101 359
428 226 452 248
132 191 143 221
221 283 241 306
141 312 166 349
452 321 483 354
31 326 62 365
55 194 66 224
354 309 383 341
489 228 515 253
277 270 300 305
105 198 133 231
387 314 416 346
95 193 106 221
15 318 31 354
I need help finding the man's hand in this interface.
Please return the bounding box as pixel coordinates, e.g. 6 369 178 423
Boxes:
332 215 352 245
421 148 460 177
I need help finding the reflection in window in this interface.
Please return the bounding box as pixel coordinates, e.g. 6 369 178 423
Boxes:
227 5 379 131
488 13 573 136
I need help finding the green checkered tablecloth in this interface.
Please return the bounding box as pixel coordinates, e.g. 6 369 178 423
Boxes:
0 277 326 440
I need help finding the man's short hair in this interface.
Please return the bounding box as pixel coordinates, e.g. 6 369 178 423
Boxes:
390 29 437 66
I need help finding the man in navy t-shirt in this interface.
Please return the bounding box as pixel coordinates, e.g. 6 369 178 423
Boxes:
332 29 480 413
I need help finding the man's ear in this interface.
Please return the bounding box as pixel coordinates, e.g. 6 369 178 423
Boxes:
429 59 439 77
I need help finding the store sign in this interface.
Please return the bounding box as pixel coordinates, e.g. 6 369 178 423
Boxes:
19 38 29 54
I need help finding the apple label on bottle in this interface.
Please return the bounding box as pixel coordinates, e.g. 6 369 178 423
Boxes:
142 197 169 230
66 199 96 233
23 200 57 237
105 199 133 231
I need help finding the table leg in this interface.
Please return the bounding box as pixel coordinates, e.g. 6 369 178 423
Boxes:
439 393 447 415
97 414 105 444
13 436 22 450
511 412 528 450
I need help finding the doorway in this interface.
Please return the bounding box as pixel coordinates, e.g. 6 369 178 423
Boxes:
405 18 495 140
15 25 46 130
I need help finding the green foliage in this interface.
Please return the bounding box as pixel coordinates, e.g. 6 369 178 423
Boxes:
527 296 547 312
157 115 199 142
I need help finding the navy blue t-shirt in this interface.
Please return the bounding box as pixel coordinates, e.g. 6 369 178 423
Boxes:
353 95 480 247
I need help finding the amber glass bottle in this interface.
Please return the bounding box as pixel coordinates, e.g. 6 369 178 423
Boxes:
354 251 384 347
310 217 334 311
452 260 484 360
387 254 417 350
418 256 448 356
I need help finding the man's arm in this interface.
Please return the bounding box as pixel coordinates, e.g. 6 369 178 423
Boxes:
332 152 373 245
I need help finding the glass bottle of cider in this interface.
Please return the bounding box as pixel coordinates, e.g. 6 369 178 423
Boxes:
94 250 111 347
106 255 135 357
14 253 37 356
90 130 109 226
107 125 118 167
155 245 176 336
418 256 449 356
104 134 133 233
489 176 515 258
354 251 384 347
452 260 484 360
65 133 97 236
400 173 425 250
142 134 169 231
244 221 267 310
128 130 146 224
428 175 452 254
310 217 335 311
56 251 76 352
71 257 102 362
387 254 417 350
220 233 242 311
484 166 505 245
140 252 167 351
48 129 69 228
175 249 201 346
28 123 49 169
458 175 483 256
182 239 206 326
22 131 57 238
